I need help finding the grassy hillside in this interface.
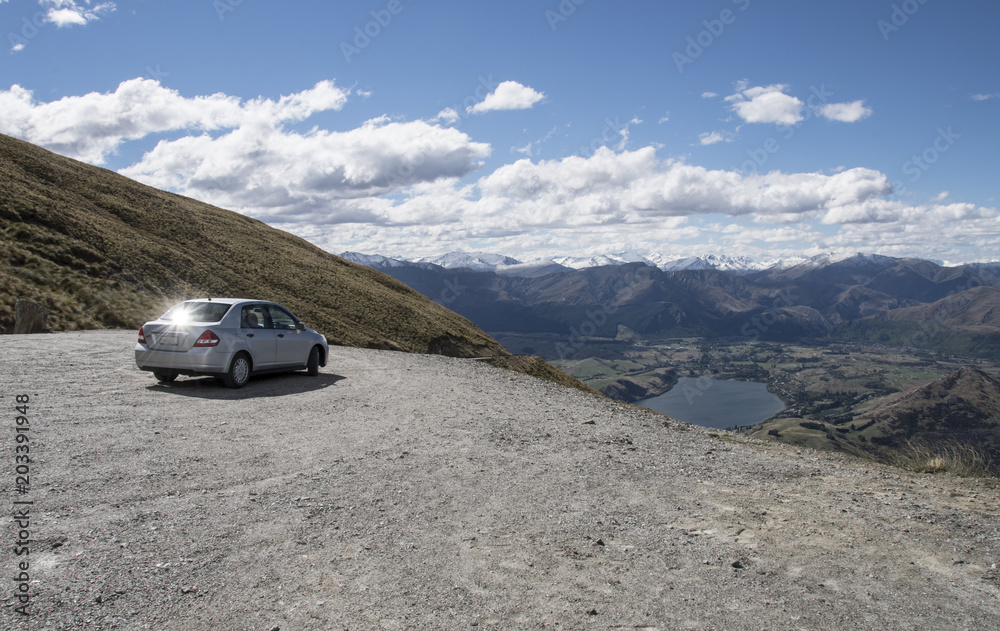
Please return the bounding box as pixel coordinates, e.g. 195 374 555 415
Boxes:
830 286 1000 357
748 368 1000 475
0 132 592 396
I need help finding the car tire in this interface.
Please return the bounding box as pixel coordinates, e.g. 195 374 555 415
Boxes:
153 372 177 383
223 352 252 389
307 346 320 376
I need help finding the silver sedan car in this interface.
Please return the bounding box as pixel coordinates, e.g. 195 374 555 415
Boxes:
135 298 329 388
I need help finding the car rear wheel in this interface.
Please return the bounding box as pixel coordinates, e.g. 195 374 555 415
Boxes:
223 352 251 388
307 346 320 376
153 371 177 383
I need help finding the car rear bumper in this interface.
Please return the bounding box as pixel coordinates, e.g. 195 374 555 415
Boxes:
134 344 234 376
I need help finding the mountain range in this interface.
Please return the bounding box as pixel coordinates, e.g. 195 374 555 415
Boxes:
341 250 826 275
343 250 1000 276
343 250 1000 358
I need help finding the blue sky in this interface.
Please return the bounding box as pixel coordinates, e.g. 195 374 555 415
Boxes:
2 0 998 264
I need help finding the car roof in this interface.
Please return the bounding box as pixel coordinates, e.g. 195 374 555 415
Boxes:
183 298 274 306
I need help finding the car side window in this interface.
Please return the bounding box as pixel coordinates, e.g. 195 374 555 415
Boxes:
241 305 267 329
267 306 298 330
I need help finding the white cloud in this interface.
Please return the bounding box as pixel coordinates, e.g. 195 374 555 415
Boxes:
0 78 349 164
698 131 729 146
616 117 642 151
819 204 1000 263
42 0 115 27
434 108 461 125
2 77 492 221
820 100 873 122
471 147 894 222
971 93 999 101
315 147 998 263
4 79 994 264
120 118 491 222
8 1 115 50
725 84 804 126
466 81 545 114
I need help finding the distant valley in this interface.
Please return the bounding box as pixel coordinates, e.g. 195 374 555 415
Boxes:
346 249 1000 474
341 250 1000 358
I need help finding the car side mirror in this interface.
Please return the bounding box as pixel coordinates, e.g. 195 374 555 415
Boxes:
296 321 305 330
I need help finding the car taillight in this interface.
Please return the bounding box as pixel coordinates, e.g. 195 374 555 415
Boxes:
138 326 146 344
194 330 220 347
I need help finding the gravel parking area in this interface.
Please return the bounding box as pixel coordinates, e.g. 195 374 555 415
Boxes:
3 331 1000 630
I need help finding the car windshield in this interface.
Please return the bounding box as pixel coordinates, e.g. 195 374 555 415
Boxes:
161 301 232 324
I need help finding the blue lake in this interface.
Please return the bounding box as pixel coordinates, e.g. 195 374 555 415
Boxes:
636 377 786 430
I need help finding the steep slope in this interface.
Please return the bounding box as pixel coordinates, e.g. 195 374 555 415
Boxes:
855 368 1000 446
0 133 503 357
831 286 1000 357
750 368 1000 473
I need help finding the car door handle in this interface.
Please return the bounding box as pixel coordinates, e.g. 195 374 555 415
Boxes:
246 333 254 338
278 333 285 338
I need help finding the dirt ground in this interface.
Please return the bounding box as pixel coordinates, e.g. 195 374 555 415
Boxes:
3 331 999 630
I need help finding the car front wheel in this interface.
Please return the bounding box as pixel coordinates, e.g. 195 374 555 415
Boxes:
223 352 251 388
307 346 320 376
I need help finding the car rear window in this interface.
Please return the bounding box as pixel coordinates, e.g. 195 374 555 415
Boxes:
162 301 232 323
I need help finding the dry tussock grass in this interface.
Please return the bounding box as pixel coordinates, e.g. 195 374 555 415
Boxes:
888 439 996 478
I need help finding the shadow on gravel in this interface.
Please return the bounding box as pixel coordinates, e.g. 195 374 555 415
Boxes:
146 372 346 399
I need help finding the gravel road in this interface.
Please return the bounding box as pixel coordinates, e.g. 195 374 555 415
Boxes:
3 331 1000 630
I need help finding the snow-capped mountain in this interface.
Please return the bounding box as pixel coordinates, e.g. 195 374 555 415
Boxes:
341 250 972 277
551 252 657 269
416 252 523 271
342 250 781 274
340 251 418 268
659 254 761 272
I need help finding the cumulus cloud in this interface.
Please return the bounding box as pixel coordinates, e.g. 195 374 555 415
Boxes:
466 81 545 114
121 118 491 220
820 100 873 122
726 84 804 125
971 93 999 101
42 0 115 27
7 1 115 50
2 77 490 222
819 205 1000 264
0 78 350 164
725 83 872 126
316 146 998 263
433 108 461 125
464 147 896 230
4 79 992 264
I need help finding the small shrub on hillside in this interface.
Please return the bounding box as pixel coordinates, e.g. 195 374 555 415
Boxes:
889 439 996 478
